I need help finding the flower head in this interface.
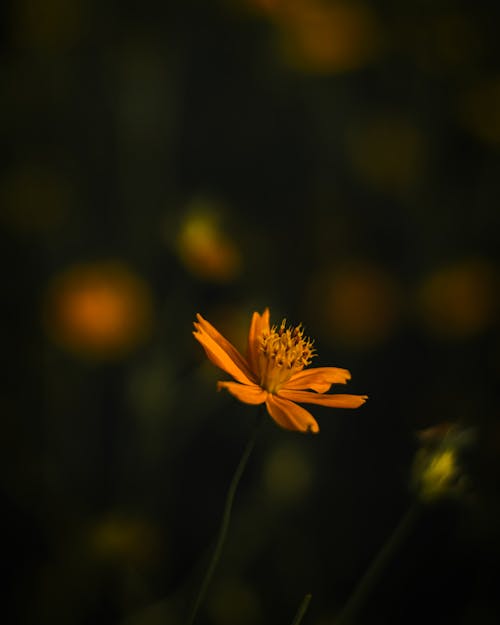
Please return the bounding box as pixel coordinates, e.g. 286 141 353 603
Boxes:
412 423 474 502
193 308 367 433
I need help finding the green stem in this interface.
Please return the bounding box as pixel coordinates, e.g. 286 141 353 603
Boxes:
291 593 312 625
186 410 264 625
335 502 420 625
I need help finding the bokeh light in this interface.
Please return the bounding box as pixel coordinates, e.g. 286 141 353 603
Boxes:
417 259 497 339
45 261 154 359
261 0 382 73
412 423 474 502
171 200 242 283
308 261 402 348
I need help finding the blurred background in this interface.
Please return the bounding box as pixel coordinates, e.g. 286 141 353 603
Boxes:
2 0 500 623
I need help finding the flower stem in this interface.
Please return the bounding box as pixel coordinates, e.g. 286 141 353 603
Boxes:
335 502 421 625
186 409 264 625
291 593 312 625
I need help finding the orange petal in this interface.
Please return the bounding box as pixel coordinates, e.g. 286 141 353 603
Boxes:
193 327 256 385
246 308 270 375
195 313 256 382
286 367 352 392
218 381 267 404
265 394 319 433
278 389 368 409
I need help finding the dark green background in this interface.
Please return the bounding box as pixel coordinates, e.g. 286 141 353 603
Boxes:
2 1 499 624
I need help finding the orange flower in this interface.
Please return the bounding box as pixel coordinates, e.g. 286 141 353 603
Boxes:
193 308 367 433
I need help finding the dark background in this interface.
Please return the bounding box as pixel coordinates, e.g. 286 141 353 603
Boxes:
2 1 500 624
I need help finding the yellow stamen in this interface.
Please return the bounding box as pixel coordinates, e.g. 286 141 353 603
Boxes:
258 319 315 393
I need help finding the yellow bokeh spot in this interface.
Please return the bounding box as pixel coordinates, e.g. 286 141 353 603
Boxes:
412 423 473 502
413 448 458 502
424 450 455 484
417 260 496 339
174 203 241 283
271 0 382 74
45 261 154 359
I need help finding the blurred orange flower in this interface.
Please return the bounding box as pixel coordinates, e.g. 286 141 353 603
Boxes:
193 309 367 433
46 261 153 359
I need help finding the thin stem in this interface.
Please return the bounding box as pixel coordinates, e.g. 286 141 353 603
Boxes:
335 502 420 625
291 593 312 625
186 410 264 625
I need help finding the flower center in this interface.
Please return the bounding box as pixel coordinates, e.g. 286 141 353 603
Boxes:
258 319 315 393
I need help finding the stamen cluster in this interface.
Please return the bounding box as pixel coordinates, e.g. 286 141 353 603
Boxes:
258 320 315 392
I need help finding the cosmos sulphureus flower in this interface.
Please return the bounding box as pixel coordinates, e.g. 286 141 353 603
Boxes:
193 308 367 433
